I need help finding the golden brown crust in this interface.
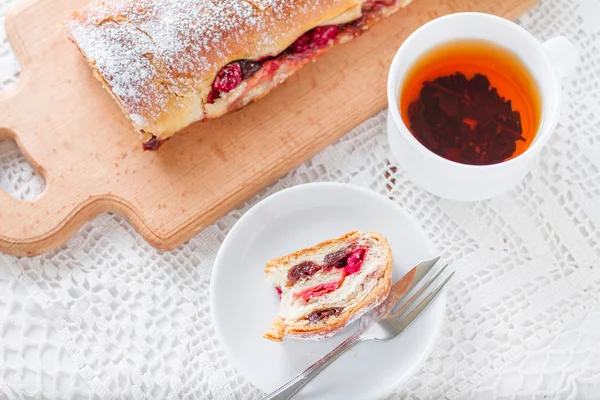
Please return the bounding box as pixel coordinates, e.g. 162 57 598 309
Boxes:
263 231 393 341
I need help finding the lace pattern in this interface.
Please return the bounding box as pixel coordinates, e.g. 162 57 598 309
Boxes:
1 0 600 398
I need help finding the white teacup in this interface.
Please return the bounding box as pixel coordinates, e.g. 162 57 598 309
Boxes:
386 12 577 201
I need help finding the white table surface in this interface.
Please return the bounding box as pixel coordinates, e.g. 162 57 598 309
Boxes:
1 0 600 399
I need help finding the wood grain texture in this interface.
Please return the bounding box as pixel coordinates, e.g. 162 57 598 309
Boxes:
0 0 537 256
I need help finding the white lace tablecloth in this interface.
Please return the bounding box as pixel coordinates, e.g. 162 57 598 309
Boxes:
1 0 600 398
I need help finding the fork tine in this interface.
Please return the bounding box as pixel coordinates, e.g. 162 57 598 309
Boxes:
417 255 441 272
384 256 441 312
394 271 454 331
391 263 449 316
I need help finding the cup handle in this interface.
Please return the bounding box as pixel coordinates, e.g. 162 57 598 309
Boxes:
542 36 578 81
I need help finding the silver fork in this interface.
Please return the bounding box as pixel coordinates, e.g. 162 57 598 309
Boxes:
262 256 453 400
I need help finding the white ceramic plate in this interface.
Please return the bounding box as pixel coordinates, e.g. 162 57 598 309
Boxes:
210 183 445 399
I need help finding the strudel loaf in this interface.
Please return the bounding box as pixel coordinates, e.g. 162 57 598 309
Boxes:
62 0 411 149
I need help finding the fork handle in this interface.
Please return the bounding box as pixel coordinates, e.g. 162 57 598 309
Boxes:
261 333 365 400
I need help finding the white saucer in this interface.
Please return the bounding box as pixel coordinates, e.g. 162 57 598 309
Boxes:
210 182 445 399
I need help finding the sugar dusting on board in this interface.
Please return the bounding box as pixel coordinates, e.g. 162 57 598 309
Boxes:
63 0 344 129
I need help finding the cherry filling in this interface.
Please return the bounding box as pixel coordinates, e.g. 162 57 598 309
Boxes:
324 250 347 268
362 0 397 11
345 247 367 274
142 135 161 151
214 62 243 92
307 307 343 323
324 247 369 276
283 245 369 309
206 25 342 104
287 246 368 288
291 26 340 54
280 244 371 323
295 282 339 301
288 261 319 284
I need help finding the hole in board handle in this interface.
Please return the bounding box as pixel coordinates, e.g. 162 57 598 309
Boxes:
0 139 45 201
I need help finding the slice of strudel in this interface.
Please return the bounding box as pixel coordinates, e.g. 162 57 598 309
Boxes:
263 231 392 341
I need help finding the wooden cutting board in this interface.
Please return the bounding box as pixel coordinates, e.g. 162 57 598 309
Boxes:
0 0 537 256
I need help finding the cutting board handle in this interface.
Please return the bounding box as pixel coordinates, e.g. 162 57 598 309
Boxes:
0 92 72 256
0 186 74 256
0 104 23 219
